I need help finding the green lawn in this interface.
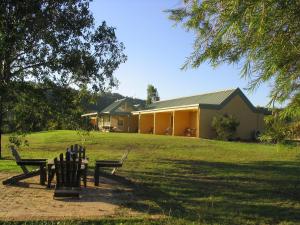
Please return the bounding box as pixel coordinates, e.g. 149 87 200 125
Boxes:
1 130 300 225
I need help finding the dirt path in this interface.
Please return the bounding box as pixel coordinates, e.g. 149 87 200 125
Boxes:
0 173 140 221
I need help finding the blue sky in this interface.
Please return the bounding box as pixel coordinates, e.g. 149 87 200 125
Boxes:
91 0 272 106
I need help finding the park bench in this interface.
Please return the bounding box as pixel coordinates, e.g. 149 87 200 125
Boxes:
94 150 130 186
2 146 47 185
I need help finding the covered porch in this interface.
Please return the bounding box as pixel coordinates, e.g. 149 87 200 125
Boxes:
136 108 199 137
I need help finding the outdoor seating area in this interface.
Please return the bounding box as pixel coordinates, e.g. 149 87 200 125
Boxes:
2 144 130 199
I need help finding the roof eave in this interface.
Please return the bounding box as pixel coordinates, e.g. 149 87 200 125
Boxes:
132 104 199 114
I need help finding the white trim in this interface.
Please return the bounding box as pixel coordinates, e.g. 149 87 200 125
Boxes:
81 112 98 117
132 104 199 114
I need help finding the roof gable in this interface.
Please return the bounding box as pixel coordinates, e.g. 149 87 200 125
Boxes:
100 98 136 115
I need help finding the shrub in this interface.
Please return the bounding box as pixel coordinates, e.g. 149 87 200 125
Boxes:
259 113 296 144
211 114 240 141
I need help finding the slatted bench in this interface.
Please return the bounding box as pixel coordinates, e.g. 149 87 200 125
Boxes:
94 150 130 186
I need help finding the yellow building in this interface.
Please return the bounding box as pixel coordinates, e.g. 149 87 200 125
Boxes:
132 88 268 140
81 98 139 132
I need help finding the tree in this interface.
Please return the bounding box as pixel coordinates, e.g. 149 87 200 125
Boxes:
0 1 127 158
146 84 160 105
167 1 300 111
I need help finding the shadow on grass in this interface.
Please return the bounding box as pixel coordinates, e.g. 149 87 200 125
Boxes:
2 158 300 224
118 159 300 224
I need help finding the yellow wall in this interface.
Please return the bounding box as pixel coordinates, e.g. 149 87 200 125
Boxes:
139 114 154 133
173 110 198 136
155 112 173 135
200 95 265 140
129 115 139 132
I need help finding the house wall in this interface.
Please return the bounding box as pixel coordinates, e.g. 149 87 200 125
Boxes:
199 94 265 140
97 100 139 132
129 115 139 132
110 115 130 132
139 114 154 133
173 110 198 136
155 112 173 135
90 117 97 127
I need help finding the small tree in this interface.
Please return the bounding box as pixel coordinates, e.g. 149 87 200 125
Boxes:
146 84 160 105
211 114 240 141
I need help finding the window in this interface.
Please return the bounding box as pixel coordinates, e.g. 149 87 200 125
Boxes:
118 118 124 126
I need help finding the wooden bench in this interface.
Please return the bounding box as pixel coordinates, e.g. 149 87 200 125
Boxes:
94 150 130 186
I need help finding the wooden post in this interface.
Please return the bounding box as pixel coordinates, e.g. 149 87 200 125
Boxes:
128 115 130 132
197 107 200 138
172 111 175 136
153 113 156 134
138 114 141 133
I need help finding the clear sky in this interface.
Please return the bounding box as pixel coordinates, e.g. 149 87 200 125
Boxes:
91 0 273 107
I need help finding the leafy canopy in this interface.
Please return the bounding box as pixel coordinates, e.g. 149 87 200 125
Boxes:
0 0 127 93
167 0 300 105
0 0 127 157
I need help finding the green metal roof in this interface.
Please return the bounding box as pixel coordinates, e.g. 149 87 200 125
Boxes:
100 98 125 113
142 88 267 114
100 98 136 115
98 88 268 115
146 89 238 110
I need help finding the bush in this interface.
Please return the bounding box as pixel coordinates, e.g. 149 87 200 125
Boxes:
259 114 294 144
211 114 240 141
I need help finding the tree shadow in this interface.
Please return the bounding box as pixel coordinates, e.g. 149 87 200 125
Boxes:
117 159 300 224
2 158 300 224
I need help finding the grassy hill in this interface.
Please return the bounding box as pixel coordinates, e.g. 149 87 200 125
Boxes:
1 131 300 224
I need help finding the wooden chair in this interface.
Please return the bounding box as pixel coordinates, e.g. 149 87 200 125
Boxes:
67 144 88 187
47 144 88 188
2 146 47 185
94 150 130 186
53 152 82 198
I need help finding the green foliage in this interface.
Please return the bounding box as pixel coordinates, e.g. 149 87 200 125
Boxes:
0 0 127 157
211 114 240 140
167 0 300 110
1 81 145 134
7 133 29 148
146 84 160 105
3 82 85 133
260 107 300 143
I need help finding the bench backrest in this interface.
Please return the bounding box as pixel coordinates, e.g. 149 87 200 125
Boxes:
10 146 29 174
67 144 86 160
54 152 82 189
